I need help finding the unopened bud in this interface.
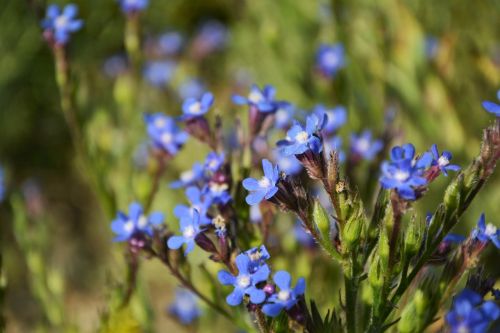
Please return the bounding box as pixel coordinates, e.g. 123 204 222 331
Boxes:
312 200 330 242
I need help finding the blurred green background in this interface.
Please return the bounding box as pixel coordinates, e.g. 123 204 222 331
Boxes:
1 0 499 332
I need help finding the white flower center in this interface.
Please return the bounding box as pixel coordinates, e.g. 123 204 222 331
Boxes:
248 91 263 104
437 156 449 167
189 102 202 114
137 215 148 228
258 177 271 188
237 275 251 288
124 220 135 233
210 183 229 193
485 223 497 237
278 290 290 301
209 159 219 169
248 251 262 262
356 139 370 153
394 170 409 182
176 297 195 313
183 225 196 239
323 51 340 67
295 131 309 143
457 325 469 333
180 170 194 182
154 118 166 128
55 16 69 29
276 109 288 123
161 132 173 144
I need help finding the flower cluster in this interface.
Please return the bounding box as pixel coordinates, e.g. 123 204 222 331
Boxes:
218 246 305 318
144 113 189 156
446 288 500 333
42 4 83 45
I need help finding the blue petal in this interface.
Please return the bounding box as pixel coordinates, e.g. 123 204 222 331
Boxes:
232 95 248 105
294 278 306 295
226 288 244 306
242 178 260 191
201 92 214 107
482 101 500 116
245 190 267 206
149 211 164 225
218 270 236 285
167 236 185 250
184 240 195 255
262 303 285 317
235 253 251 273
128 202 143 220
247 287 266 304
262 159 274 179
480 301 500 321
251 264 270 283
63 4 78 18
273 270 291 290
264 186 278 200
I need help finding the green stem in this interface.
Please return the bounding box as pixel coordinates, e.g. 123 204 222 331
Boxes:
254 308 269 333
344 274 358 333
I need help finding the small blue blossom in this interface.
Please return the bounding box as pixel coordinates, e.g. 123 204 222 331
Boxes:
178 78 206 100
42 4 83 45
262 271 306 317
472 214 500 249
204 152 225 173
315 43 345 78
232 84 288 113
173 186 213 226
118 0 149 13
242 159 280 206
167 209 202 255
325 136 346 162
157 31 184 56
170 163 205 189
143 60 176 87
192 20 229 56
277 113 325 156
144 113 188 156
110 202 164 242
430 144 461 176
217 253 270 306
169 289 201 325
204 183 232 205
446 288 500 333
481 90 500 117
350 130 383 161
244 245 270 274
379 144 431 200
274 103 295 130
181 92 214 120
313 105 347 134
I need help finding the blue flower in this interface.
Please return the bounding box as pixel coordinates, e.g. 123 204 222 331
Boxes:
232 84 287 113
143 60 176 87
446 288 500 333
170 163 205 189
244 245 270 273
430 144 461 176
217 253 270 306
277 113 325 156
262 271 306 317
379 144 431 200
204 183 232 205
110 202 164 242
313 105 347 134
350 130 383 161
144 113 188 156
275 151 303 175
192 20 229 56
169 289 201 325
472 214 500 249
167 209 202 255
173 187 213 226
178 78 206 100
118 0 149 13
315 43 345 78
274 104 295 129
242 159 279 206
157 31 184 56
204 152 225 173
481 90 500 117
181 92 214 120
42 4 83 45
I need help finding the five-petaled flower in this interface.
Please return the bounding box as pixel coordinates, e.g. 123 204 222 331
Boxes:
145 113 188 156
181 92 214 120
472 214 500 249
167 209 202 255
379 144 432 200
446 288 500 333
315 43 345 78
217 253 270 306
481 90 500 117
350 130 383 161
277 113 325 156
111 202 164 242
430 144 461 176
242 159 280 205
42 4 83 45
232 84 287 113
169 289 201 325
262 271 306 317
118 0 149 13
173 186 213 226
204 152 225 173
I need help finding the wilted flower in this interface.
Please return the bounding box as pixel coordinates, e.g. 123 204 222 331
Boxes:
315 43 345 78
111 202 164 242
446 288 500 333
262 271 305 317
242 159 279 205
169 289 201 325
167 209 202 255
217 253 270 306
42 4 83 45
144 113 188 156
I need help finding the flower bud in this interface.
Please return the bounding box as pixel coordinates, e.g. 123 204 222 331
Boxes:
404 219 422 259
342 215 362 251
378 228 390 270
368 258 384 290
312 200 330 242
443 175 463 213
